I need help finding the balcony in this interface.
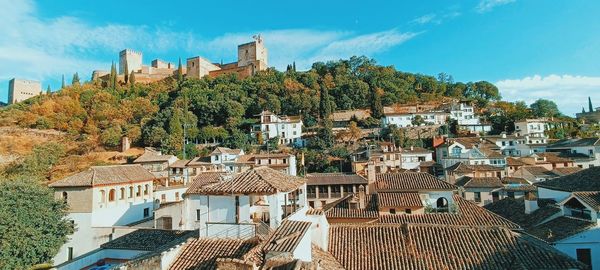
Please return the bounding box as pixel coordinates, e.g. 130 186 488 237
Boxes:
330 192 342 198
307 193 316 199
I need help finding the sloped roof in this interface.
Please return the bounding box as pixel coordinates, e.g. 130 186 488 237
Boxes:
264 220 311 253
484 197 561 229
48 164 155 187
535 167 600 192
169 238 260 270
133 150 176 163
537 152 574 163
551 167 582 176
377 192 423 207
502 177 529 185
547 138 600 148
210 147 242 156
379 195 519 229
194 167 305 195
328 223 584 270
101 229 195 251
322 194 379 219
375 172 456 191
507 157 527 166
522 166 559 178
171 159 191 168
305 173 367 185
572 191 600 211
330 109 371 122
185 172 226 194
445 162 502 173
526 216 595 242
455 177 504 188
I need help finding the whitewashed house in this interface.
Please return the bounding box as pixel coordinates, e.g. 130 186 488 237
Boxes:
381 111 449 128
546 138 600 168
449 101 491 133
49 165 156 265
252 110 303 146
133 147 178 178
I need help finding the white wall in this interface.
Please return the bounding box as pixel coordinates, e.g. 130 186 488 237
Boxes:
555 226 600 269
538 187 572 202
57 249 146 270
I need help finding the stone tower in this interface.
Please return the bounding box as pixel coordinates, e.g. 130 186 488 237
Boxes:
237 35 268 72
119 49 143 75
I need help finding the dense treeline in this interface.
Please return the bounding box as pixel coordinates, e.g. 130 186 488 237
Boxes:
0 56 509 158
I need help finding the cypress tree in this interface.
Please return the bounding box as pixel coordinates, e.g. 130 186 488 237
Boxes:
589 96 594 113
46 85 51 95
72 72 80 86
129 71 136 86
61 75 65 89
292 61 296 72
319 85 332 120
124 61 129 84
371 87 384 119
110 61 117 89
177 58 183 82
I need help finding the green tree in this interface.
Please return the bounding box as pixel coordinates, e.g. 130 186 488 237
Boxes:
110 61 117 89
124 61 129 84
371 87 384 119
61 74 66 89
177 57 183 82
411 115 425 126
4 143 66 180
46 85 51 95
530 99 561 118
71 72 80 86
589 96 594 113
100 125 123 148
319 84 332 120
129 70 136 86
0 178 73 269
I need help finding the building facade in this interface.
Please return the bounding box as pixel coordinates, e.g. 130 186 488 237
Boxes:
8 78 42 104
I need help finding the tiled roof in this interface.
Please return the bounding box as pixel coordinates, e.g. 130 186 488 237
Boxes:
445 162 502 173
185 172 226 194
551 167 582 176
526 216 595 242
322 194 379 220
264 220 311 253
502 177 529 185
101 229 195 251
377 192 423 207
455 177 504 188
400 147 432 154
305 173 367 185
479 148 505 158
573 191 600 210
547 138 600 148
507 157 527 166
535 167 600 192
171 159 190 168
537 152 574 163
375 172 456 191
328 223 584 270
187 156 213 166
522 166 559 177
379 195 519 229
195 167 305 195
133 150 175 163
210 147 242 155
449 137 488 149
169 238 259 270
48 164 155 187
484 197 561 229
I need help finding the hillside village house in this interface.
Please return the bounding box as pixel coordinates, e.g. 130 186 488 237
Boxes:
444 163 506 184
133 147 178 178
252 110 303 146
436 137 507 170
305 173 369 209
49 165 156 265
330 109 371 129
486 167 600 269
381 110 449 128
448 100 492 133
546 138 600 168
351 142 433 174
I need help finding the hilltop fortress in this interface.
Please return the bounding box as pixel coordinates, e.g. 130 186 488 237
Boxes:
93 35 268 84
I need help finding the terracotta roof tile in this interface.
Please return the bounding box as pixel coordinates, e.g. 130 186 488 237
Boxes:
133 150 176 163
551 167 582 176
379 195 519 229
169 238 259 270
573 191 600 210
264 220 311 253
185 172 226 194
305 173 367 185
101 229 195 251
456 177 504 188
375 172 456 191
322 194 379 220
535 167 600 192
445 162 503 173
484 197 561 228
195 167 305 195
210 147 242 155
328 223 584 270
523 166 559 177
377 192 423 207
48 164 155 187
527 216 595 242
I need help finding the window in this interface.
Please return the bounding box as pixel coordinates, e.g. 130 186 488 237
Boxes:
161 194 166 202
507 192 515 199
108 189 116 202
129 186 134 198
389 209 396 214
100 190 106 203
67 247 73 261
576 248 591 267
120 188 125 200
175 192 180 201
143 208 150 218
405 209 412 214
136 185 142 197
309 201 315 208
196 209 201 221
62 191 68 202
144 184 149 195
474 192 481 203
436 197 448 209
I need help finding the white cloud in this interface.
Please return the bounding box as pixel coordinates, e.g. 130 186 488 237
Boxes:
411 11 461 25
413 14 437 24
476 0 516 13
496 74 600 116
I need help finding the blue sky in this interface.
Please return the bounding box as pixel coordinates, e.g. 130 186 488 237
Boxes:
1 0 599 115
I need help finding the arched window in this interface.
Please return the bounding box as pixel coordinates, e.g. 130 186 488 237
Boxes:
175 192 180 201
144 184 149 195
108 189 116 202
62 191 68 202
436 197 448 209
100 190 106 203
136 185 142 197
120 188 125 200
129 186 134 198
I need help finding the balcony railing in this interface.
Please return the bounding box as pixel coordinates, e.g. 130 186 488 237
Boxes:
307 193 316 199
330 192 342 198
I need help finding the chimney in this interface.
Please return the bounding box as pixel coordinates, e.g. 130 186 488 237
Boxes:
501 133 506 139
367 160 376 185
358 185 366 209
524 192 538 214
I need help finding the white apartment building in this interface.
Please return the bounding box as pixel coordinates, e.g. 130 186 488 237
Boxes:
381 111 449 128
49 165 156 265
252 110 303 146
449 101 492 133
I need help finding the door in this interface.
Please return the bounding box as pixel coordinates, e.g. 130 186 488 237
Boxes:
576 248 591 267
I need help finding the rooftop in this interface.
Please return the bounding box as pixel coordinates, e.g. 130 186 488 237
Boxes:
210 147 243 156
484 197 561 229
377 192 423 208
535 167 600 192
547 138 600 148
328 223 583 270
185 172 226 194
133 149 176 163
48 164 155 187
101 229 195 251
191 166 305 195
305 173 367 185
263 220 311 253
455 177 504 189
169 238 260 270
445 163 503 173
321 194 379 220
375 172 456 191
